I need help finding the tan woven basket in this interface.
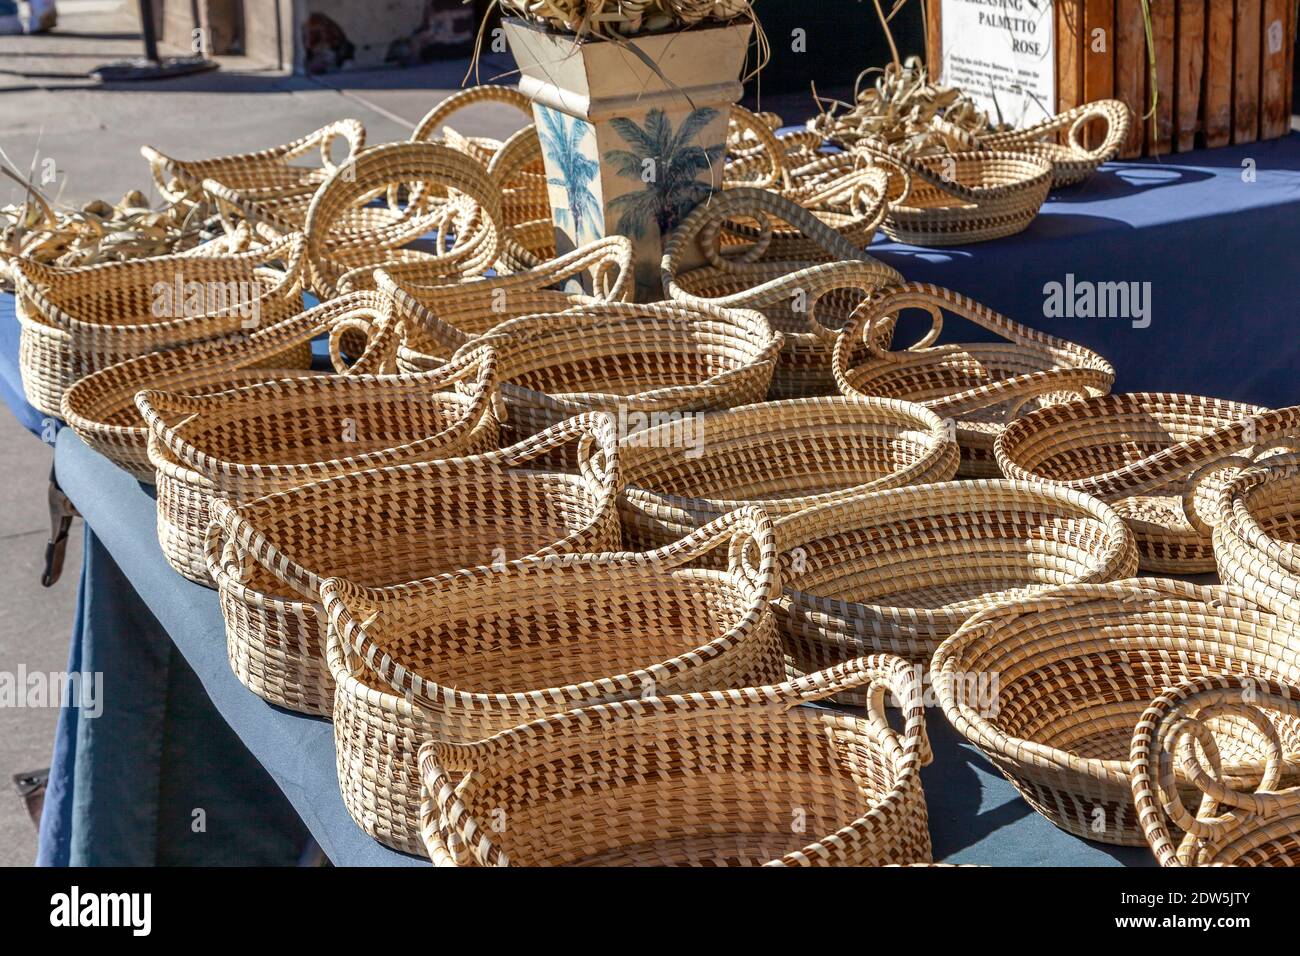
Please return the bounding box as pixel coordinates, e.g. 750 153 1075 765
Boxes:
1131 675 1300 867
835 282 1115 477
747 480 1138 695
417 655 933 866
204 413 623 717
60 291 400 482
137 345 500 585
409 84 534 145
13 234 305 418
1210 454 1300 624
618 395 960 557
933 578 1300 846
994 394 1297 573
485 124 560 270
320 506 786 854
663 187 900 399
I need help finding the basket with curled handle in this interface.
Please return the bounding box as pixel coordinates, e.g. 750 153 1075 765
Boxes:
834 282 1116 477
417 654 932 867
320 506 786 854
409 84 535 147
137 344 501 585
617 395 960 558
933 578 1300 846
204 412 623 718
386 235 633 370
1130 674 1300 867
995 394 1300 573
484 124 565 270
12 233 306 418
663 187 900 398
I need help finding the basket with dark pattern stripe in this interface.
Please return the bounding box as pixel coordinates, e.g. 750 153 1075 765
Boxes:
1210 454 1300 624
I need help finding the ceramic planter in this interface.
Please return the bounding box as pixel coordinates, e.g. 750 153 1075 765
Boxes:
505 17 754 300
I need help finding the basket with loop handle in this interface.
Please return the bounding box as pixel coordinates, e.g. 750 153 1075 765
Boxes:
995 394 1300 573
141 120 366 232
724 106 824 191
409 84 535 148
205 412 623 717
485 124 561 270
60 290 401 482
302 141 504 297
835 282 1116 477
933 578 1300 846
746 480 1138 695
859 141 1052 245
1131 674 1300 866
417 655 932 867
1209 454 1300 624
385 235 633 370
13 233 306 418
663 187 899 398
137 344 500 585
320 506 786 854
618 396 960 557
934 100 1132 189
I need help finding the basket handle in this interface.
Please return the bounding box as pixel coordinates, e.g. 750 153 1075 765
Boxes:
638 505 781 601
982 100 1132 164
411 85 534 144
854 139 985 204
417 741 505 867
496 411 623 496
1129 674 1300 867
1181 435 1300 535
724 105 792 190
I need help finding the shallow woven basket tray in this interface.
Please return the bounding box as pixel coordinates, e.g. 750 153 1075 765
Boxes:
59 291 400 482
418 655 932 867
834 282 1115 477
13 234 305 418
204 413 622 718
137 345 500 585
1210 454 1300 624
618 395 960 558
1131 674 1300 867
933 578 1300 846
995 393 1296 573
320 507 787 854
743 479 1138 701
664 187 900 399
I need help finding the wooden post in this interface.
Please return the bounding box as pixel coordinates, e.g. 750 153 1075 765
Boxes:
1203 0 1235 147
1116 0 1148 155
1175 0 1205 150
1084 0 1116 148
1233 0 1262 143
1058 0 1084 145
1151 0 1176 153
1259 0 1290 137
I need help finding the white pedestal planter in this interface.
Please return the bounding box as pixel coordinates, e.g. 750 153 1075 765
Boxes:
505 18 754 300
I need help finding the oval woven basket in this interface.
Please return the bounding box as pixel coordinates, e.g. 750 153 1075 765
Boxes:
835 282 1116 477
747 479 1138 697
664 187 900 398
205 413 623 717
1131 674 1300 866
320 506 786 854
933 578 1300 846
137 345 500 585
13 234 305 418
417 655 932 867
1210 454 1300 623
484 123 561 270
60 290 401 482
618 395 960 557
994 393 1297 573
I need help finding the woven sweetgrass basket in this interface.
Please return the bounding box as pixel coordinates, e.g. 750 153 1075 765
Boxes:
745 480 1138 698
320 506 786 854
417 655 933 867
995 394 1298 573
60 291 401 482
204 413 623 717
12 234 305 418
137 345 500 585
1130 675 1300 867
617 395 960 557
1210 454 1300 624
834 282 1115 477
933 578 1300 846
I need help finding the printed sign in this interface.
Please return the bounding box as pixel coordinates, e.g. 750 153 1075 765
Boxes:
939 0 1056 127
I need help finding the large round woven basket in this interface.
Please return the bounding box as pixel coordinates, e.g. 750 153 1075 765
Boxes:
748 480 1138 697
417 655 932 867
933 578 1300 846
994 393 1297 573
60 291 400 482
137 345 500 585
1130 674 1300 867
13 234 305 418
320 507 786 854
1210 454 1300 623
834 282 1115 477
205 413 623 717
618 395 959 557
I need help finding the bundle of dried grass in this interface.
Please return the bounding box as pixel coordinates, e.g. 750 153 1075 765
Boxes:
499 0 754 37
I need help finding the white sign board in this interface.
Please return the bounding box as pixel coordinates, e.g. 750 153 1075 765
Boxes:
939 0 1056 127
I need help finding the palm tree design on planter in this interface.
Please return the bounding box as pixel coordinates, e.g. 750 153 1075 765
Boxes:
537 105 604 244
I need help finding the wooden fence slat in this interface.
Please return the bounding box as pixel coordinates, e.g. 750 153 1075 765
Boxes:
1176 0 1206 150
1233 0 1262 143
1116 0 1148 154
1084 0 1116 147
1259 0 1289 137
1152 0 1176 153
1203 0 1235 147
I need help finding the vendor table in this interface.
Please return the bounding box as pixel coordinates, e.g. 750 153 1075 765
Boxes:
9 132 1300 867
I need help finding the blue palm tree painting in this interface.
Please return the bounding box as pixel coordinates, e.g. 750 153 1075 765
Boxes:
536 105 604 244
